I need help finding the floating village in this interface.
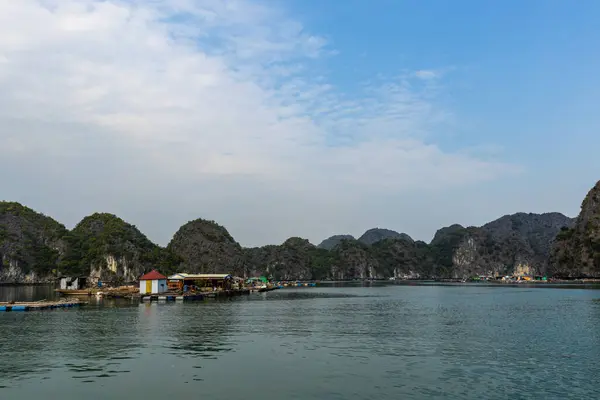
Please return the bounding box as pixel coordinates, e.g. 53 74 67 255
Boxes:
2 267 593 312
0 270 317 312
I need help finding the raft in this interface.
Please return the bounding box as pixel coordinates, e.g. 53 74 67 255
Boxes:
0 300 85 312
55 289 96 296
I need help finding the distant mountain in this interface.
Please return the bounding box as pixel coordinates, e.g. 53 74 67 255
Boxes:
317 234 355 250
549 181 600 278
0 202 67 283
358 228 414 245
0 184 591 283
244 237 317 281
429 213 575 279
167 218 245 275
59 213 179 282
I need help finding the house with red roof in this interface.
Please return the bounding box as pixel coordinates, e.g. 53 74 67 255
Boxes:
139 270 167 295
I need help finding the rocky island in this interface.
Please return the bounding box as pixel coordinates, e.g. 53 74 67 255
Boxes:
1 180 599 284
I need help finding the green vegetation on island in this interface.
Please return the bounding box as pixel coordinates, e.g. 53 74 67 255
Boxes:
549 180 600 277
1 179 599 283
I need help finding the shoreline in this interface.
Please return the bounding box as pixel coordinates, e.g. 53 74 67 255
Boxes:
2 278 600 287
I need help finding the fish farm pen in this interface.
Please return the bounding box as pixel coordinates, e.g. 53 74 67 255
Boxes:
0 300 85 312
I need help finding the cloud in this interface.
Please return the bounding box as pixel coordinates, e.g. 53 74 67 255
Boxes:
414 69 439 80
0 0 518 246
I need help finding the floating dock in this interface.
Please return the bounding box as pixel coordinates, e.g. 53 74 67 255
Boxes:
141 294 202 302
0 300 85 312
140 289 250 302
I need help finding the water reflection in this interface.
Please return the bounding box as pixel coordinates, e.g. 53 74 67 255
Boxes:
146 302 237 359
0 284 57 302
1 286 600 399
0 300 141 386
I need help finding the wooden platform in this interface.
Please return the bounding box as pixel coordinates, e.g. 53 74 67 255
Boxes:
0 300 85 312
55 289 96 296
140 289 251 302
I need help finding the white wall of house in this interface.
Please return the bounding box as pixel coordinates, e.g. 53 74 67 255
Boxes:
139 280 148 294
140 279 168 294
60 277 83 290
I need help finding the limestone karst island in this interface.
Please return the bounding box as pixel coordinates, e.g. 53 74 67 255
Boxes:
1 180 599 302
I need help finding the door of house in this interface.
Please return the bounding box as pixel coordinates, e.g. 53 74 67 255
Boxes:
146 280 152 294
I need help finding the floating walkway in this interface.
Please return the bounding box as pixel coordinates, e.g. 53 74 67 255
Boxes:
141 294 203 302
278 282 317 287
0 300 85 312
140 289 251 302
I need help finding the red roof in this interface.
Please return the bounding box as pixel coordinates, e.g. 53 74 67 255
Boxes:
139 270 167 280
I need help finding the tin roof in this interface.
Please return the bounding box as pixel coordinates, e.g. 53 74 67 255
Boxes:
139 270 167 280
168 273 231 280
57 276 88 279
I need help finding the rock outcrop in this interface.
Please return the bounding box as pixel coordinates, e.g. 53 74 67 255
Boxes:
358 228 413 245
244 237 315 280
59 213 178 283
167 218 245 275
549 181 600 277
0 193 587 283
372 238 433 279
0 202 67 283
429 213 575 279
317 234 355 250
329 239 376 280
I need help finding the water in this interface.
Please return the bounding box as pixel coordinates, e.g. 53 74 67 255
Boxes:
0 285 58 302
1 284 600 399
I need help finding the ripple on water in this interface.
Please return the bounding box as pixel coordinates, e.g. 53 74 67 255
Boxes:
2 286 600 399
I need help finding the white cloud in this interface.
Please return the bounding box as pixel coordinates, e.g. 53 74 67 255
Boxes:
414 69 439 80
0 0 518 246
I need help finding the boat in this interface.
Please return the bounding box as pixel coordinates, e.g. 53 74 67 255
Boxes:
55 289 97 296
257 286 279 293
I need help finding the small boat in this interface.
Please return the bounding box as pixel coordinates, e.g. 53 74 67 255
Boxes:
55 289 97 296
257 286 279 293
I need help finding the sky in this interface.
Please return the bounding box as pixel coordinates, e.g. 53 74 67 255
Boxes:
1 0 599 247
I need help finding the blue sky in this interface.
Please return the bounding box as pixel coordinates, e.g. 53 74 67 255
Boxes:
288 0 600 155
284 0 600 202
0 0 599 246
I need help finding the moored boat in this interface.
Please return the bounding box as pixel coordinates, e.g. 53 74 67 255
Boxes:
257 286 279 292
55 289 97 296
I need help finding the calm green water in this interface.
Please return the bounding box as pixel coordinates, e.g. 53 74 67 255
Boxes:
1 284 600 399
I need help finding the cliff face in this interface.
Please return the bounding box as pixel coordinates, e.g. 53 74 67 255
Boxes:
244 238 315 280
167 219 245 275
0 198 584 283
330 239 376 280
245 235 433 281
372 239 433 279
0 202 67 283
59 213 176 283
430 213 574 279
549 181 600 277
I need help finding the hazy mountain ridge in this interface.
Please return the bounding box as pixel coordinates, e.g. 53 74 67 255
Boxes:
358 228 414 245
0 188 587 283
317 235 355 250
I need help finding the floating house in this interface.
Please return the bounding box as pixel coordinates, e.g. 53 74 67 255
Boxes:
167 273 233 292
139 270 168 295
59 276 88 290
246 276 268 288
